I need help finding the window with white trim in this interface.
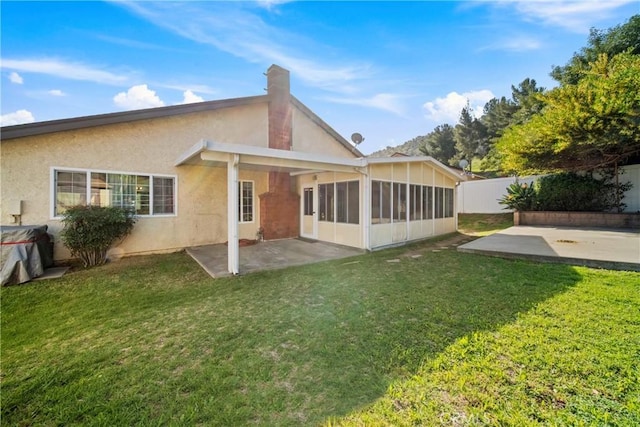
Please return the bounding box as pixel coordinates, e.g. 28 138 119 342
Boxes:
53 169 176 217
434 186 454 219
319 181 359 224
239 180 254 223
372 181 446 223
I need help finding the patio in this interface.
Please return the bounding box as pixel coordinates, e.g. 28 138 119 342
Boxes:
186 238 365 277
458 226 640 271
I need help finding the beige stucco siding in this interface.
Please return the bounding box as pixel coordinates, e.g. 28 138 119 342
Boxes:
1 103 270 260
292 108 357 158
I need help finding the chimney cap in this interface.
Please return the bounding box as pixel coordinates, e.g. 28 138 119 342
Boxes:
267 64 289 75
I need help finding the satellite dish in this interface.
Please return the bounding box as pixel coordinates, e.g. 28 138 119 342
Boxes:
458 159 469 169
351 132 364 145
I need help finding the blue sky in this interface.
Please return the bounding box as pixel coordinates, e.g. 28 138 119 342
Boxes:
1 1 638 154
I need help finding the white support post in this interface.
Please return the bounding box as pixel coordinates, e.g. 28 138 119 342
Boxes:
432 168 436 236
361 168 370 250
227 154 240 275
406 163 410 241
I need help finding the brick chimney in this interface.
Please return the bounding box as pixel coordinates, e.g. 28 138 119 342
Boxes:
259 65 300 240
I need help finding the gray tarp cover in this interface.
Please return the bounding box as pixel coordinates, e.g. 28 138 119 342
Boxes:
1 225 53 286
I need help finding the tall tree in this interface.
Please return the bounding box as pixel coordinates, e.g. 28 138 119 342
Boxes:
481 96 517 141
551 14 640 85
497 53 640 174
452 103 487 171
419 124 456 164
510 78 545 125
476 80 543 173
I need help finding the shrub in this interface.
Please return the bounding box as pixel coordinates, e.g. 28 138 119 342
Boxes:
498 180 536 211
60 206 136 268
535 172 629 212
499 171 631 212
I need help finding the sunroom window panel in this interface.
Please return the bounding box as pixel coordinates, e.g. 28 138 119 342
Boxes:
445 188 454 218
319 183 334 222
410 184 421 221
423 186 433 220
371 181 381 223
380 181 391 223
435 187 444 219
393 182 407 222
336 182 347 223
347 181 359 224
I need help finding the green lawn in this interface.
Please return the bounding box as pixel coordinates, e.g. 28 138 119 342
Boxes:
2 230 638 426
458 212 514 236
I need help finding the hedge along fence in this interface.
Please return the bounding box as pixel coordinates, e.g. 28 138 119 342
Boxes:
457 164 640 214
499 172 632 213
60 206 136 268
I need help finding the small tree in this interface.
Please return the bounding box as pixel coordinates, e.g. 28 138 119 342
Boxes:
60 206 136 267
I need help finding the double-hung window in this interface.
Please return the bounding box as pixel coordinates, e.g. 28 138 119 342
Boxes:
239 180 254 223
53 168 176 217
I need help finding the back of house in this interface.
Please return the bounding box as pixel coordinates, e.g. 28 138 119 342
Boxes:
1 65 461 270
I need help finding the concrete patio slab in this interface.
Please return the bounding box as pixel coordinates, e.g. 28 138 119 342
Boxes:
33 267 70 281
458 226 640 271
186 238 365 278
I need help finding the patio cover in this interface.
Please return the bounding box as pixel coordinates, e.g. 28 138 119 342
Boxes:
176 140 369 275
176 140 462 275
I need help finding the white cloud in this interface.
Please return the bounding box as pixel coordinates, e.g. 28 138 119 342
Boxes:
116 1 372 94
323 93 406 116
48 89 66 96
423 90 495 124
255 0 293 10
478 36 542 52
180 90 204 104
113 84 165 110
505 0 636 33
1 109 35 126
9 71 23 84
1 58 130 85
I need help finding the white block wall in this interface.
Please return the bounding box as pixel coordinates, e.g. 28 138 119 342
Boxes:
457 166 640 214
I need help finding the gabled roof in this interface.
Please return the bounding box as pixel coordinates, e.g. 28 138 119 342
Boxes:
0 95 267 140
0 94 364 157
